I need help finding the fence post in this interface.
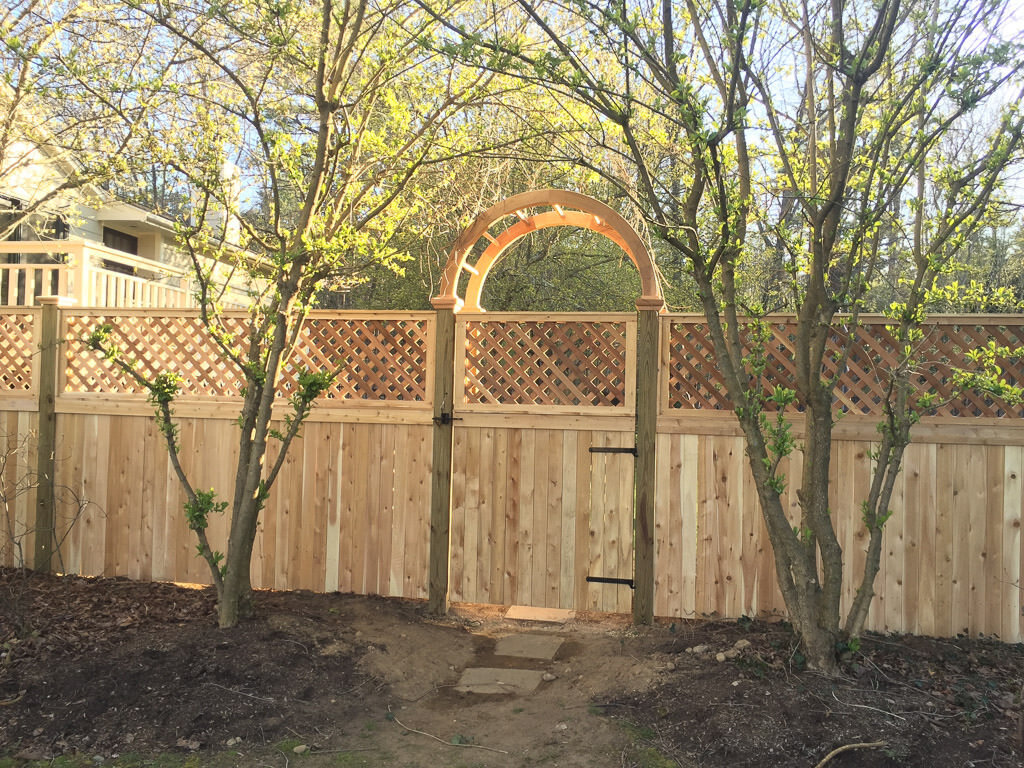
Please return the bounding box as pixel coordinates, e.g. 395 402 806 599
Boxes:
633 302 662 624
33 295 61 572
428 304 457 614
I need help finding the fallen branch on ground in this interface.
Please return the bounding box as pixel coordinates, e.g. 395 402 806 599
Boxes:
387 706 509 754
814 741 887 768
207 681 274 701
0 690 25 706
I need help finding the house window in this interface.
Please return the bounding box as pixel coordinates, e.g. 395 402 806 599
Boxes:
101 227 138 275
102 227 138 255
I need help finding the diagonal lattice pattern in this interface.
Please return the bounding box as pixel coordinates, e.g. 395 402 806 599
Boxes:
463 320 628 407
667 319 1024 417
281 318 429 401
64 314 247 396
0 313 36 392
64 314 430 401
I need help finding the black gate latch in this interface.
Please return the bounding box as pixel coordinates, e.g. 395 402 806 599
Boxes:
432 411 462 426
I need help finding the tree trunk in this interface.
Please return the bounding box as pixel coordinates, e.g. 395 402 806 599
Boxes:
795 609 840 674
218 498 260 628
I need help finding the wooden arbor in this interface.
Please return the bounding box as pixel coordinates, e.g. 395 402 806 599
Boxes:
428 189 665 623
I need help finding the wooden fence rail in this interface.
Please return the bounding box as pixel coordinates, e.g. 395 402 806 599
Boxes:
0 307 1021 642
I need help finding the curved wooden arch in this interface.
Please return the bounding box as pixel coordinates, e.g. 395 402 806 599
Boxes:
432 189 664 312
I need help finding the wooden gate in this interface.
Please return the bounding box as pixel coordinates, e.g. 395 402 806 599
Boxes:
426 190 663 620
444 314 639 613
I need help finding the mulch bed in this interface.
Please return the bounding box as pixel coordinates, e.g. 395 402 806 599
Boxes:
2 568 1022 766
0 569 371 760
624 618 1024 767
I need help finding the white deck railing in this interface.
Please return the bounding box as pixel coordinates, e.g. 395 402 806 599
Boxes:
0 240 196 308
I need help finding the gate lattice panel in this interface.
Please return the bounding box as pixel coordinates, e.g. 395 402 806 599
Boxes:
462 319 631 407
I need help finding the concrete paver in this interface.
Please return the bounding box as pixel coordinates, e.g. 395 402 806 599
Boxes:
454 667 545 695
493 633 564 660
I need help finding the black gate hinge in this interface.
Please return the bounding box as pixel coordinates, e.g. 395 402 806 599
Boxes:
588 445 638 456
586 576 636 589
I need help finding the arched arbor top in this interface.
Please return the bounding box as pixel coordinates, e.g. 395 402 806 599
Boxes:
431 189 664 312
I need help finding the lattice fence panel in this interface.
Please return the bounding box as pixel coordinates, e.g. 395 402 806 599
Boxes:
667 319 1024 417
0 313 35 392
64 314 430 401
64 314 247 396
463 320 628 407
282 318 429 401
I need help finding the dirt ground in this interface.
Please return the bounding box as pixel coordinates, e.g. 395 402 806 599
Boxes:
1 570 1022 767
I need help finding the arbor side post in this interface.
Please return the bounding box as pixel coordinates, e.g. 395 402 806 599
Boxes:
633 302 662 624
428 303 457 614
33 296 61 572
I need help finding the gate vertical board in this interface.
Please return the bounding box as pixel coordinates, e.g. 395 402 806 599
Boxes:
559 430 578 607
572 431 594 608
490 427 509 603
1002 446 1023 641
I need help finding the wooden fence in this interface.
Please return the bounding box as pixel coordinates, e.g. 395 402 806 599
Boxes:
0 305 1021 642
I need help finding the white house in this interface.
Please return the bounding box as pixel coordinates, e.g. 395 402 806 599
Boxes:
0 124 254 309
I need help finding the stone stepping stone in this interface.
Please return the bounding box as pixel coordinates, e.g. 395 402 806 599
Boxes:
454 667 545 695
494 633 563 660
